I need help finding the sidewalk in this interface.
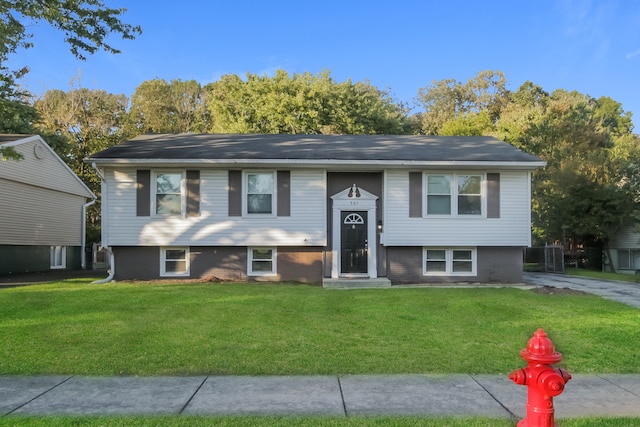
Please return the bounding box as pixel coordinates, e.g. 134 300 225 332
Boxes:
2 374 640 418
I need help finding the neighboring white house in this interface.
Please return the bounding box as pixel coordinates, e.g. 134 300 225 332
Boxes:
87 134 545 285
606 225 640 274
0 135 96 274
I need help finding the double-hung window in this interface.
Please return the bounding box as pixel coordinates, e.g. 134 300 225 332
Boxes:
426 175 451 215
246 172 275 215
248 247 277 276
425 173 484 216
457 175 482 215
160 248 189 276
155 172 184 215
424 248 476 275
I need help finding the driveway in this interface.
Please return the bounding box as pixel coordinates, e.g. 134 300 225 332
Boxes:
524 272 640 309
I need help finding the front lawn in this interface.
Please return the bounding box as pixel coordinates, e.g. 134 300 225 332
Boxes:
1 280 638 375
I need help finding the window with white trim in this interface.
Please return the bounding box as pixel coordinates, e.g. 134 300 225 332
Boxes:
245 172 275 215
248 247 277 276
160 247 190 277
425 173 484 216
457 175 482 215
423 248 476 276
618 249 640 270
426 175 451 215
50 246 66 269
154 172 184 215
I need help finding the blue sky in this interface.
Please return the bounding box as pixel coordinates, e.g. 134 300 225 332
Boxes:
9 0 640 123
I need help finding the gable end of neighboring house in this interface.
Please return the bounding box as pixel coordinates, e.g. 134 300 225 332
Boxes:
87 134 545 285
0 135 96 274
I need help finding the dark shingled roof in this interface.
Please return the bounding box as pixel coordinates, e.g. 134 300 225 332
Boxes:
89 133 543 164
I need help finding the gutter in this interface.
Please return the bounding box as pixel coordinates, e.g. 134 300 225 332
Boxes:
87 158 547 170
90 162 115 284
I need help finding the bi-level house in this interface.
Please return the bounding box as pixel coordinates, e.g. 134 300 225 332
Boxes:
87 134 545 285
1 134 96 274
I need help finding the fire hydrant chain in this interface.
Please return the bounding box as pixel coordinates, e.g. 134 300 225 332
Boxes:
509 328 571 427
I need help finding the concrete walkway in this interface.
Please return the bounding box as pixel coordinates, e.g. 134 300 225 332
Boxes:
2 374 640 418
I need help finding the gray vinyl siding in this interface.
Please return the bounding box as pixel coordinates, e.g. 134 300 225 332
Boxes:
0 137 93 198
0 178 85 246
609 225 640 249
105 168 326 247
384 170 531 247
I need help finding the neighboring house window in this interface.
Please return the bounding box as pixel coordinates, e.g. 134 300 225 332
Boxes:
246 172 275 215
50 246 66 269
618 249 640 270
424 173 483 216
155 172 184 215
248 247 277 276
423 248 476 275
160 247 190 276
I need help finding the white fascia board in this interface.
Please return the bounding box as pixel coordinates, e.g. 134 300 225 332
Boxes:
87 158 547 170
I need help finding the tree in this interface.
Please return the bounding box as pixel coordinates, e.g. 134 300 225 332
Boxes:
0 0 140 160
126 78 209 135
416 70 508 135
205 70 409 134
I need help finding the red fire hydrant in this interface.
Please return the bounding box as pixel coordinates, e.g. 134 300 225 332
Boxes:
509 328 571 427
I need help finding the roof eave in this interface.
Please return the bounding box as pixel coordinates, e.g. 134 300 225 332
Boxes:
86 158 547 170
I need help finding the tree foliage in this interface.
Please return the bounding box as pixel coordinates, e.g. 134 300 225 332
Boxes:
417 70 508 135
205 70 410 134
126 78 209 135
0 0 140 161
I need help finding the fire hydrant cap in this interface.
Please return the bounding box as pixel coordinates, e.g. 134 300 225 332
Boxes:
520 328 563 364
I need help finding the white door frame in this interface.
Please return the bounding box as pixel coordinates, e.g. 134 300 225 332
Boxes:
330 185 378 278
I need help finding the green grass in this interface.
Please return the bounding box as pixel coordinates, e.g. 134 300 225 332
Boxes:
1 279 639 376
1 416 640 427
565 267 640 283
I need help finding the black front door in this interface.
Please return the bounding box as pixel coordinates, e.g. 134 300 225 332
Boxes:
341 211 368 274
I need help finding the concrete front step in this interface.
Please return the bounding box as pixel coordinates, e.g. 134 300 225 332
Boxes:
322 277 392 289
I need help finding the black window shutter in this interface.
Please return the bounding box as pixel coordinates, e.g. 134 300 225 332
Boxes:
136 170 151 217
186 170 200 217
409 172 422 218
277 171 291 217
487 173 500 218
228 170 242 216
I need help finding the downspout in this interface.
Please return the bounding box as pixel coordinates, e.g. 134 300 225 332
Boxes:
81 198 96 269
90 162 115 284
